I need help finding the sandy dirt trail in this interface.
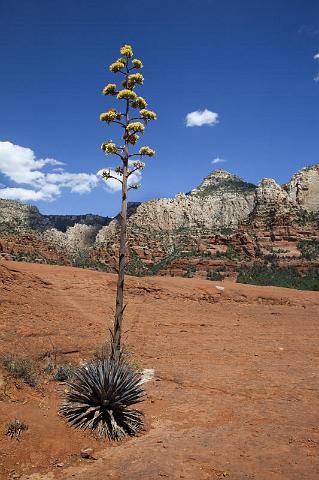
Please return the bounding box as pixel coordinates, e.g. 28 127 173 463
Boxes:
0 261 318 480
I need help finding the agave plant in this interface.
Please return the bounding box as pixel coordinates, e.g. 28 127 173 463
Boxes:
60 357 144 440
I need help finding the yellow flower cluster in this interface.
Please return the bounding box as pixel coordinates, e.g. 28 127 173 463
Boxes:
132 59 143 69
131 96 147 109
101 141 118 154
120 44 133 57
139 109 157 120
127 73 144 86
101 170 111 180
102 83 117 95
109 61 125 72
115 166 123 175
139 146 155 156
117 89 137 100
100 109 121 123
127 133 139 144
116 57 127 65
132 160 145 170
127 122 145 133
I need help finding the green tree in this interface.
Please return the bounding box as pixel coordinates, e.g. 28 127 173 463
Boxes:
100 45 156 358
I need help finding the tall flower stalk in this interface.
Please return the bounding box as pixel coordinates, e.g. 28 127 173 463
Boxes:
100 45 156 359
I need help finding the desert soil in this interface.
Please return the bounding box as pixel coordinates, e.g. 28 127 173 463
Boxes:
0 260 318 480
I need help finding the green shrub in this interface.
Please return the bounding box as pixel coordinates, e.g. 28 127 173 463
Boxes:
72 251 90 268
72 251 108 271
53 364 76 382
213 246 239 260
11 251 44 263
6 419 28 439
263 253 279 266
126 251 149 276
274 248 289 254
207 270 223 281
255 244 263 258
0 354 38 386
184 264 196 278
297 240 319 260
147 252 179 275
45 258 65 266
224 245 239 260
11 251 64 266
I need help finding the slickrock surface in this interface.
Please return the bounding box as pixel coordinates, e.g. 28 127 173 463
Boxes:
0 261 318 480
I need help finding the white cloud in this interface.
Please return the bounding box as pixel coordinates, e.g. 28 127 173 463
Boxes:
211 157 226 165
0 141 64 186
0 187 50 201
0 141 98 202
45 172 98 194
186 109 219 127
97 168 142 193
313 53 319 83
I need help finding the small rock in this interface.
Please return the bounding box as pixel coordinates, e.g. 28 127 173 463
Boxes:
56 463 64 468
80 448 95 459
140 368 155 385
215 285 224 292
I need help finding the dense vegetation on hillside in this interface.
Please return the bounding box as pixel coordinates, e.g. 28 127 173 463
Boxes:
237 265 319 291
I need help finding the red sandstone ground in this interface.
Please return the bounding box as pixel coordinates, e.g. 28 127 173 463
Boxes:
0 260 318 480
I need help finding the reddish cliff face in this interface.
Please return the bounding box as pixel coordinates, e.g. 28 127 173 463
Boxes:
0 232 69 264
0 165 318 280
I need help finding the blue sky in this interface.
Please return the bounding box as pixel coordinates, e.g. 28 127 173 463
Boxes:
0 0 318 216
